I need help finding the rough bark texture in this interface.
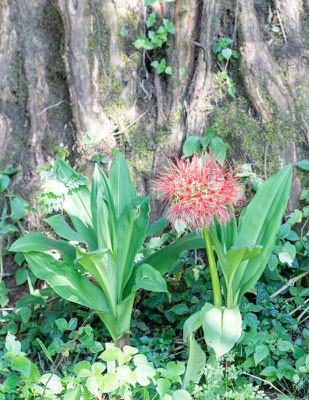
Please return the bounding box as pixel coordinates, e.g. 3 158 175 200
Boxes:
1 0 308 217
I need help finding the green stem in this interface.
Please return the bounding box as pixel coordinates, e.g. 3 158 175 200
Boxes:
203 227 222 307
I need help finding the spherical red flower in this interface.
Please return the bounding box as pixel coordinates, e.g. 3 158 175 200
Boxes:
154 152 244 231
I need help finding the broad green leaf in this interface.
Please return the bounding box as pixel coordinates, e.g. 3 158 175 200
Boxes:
182 136 200 158
10 196 28 221
5 333 23 356
40 373 63 394
109 153 137 219
222 48 232 60
146 217 169 237
141 230 205 275
129 263 168 294
73 360 91 376
170 303 189 315
172 390 192 400
296 159 309 170
96 186 114 252
101 373 120 392
11 356 31 377
156 378 171 398
76 248 117 314
91 164 116 241
116 196 150 296
213 43 222 53
0 224 19 234
98 293 135 342
55 318 67 331
20 306 31 323
209 137 226 163
99 347 122 362
44 214 87 244
183 333 206 389
10 232 76 264
15 268 28 286
63 387 82 400
0 173 9 193
254 344 269 365
200 303 242 358
24 252 110 312
183 311 202 343
233 165 292 303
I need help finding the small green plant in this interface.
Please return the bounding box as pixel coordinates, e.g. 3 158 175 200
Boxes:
212 38 239 63
212 37 238 97
0 168 37 307
133 2 175 75
182 124 226 162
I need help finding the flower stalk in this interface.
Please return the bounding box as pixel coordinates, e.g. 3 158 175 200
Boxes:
203 226 222 307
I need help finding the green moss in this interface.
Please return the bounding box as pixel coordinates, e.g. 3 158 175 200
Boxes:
211 98 281 176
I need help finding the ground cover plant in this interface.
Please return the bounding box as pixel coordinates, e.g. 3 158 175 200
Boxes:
0 150 308 400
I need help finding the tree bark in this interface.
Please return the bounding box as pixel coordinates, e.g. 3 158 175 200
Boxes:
1 0 308 217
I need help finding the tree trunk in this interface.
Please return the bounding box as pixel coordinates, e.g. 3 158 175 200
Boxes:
1 0 308 217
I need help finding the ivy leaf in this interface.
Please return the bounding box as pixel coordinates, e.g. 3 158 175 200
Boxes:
254 344 269 365
165 66 172 75
120 27 128 37
183 136 200 158
209 137 226 163
213 43 222 53
222 48 232 60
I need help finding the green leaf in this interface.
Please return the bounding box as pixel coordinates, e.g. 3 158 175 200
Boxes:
76 247 117 313
10 232 76 264
156 378 171 398
10 196 28 222
146 217 169 237
11 356 31 378
222 48 232 60
63 387 82 400
170 303 189 315
145 0 156 5
277 223 291 239
20 306 31 324
116 196 150 296
209 137 226 163
165 66 172 75
109 152 137 219
183 333 206 389
232 165 292 303
0 224 19 234
254 344 269 365
40 373 63 394
25 252 110 312
0 173 9 193
129 263 168 294
55 318 68 331
296 159 309 170
183 311 202 343
99 347 122 362
14 252 25 266
200 304 242 358
68 317 78 330
182 136 200 158
142 230 205 275
278 341 294 352
172 390 192 400
44 214 87 244
37 338 54 364
73 360 91 376
101 373 120 392
261 366 277 377
15 268 28 286
213 43 222 53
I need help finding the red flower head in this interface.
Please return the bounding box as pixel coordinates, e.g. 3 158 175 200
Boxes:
154 152 244 231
